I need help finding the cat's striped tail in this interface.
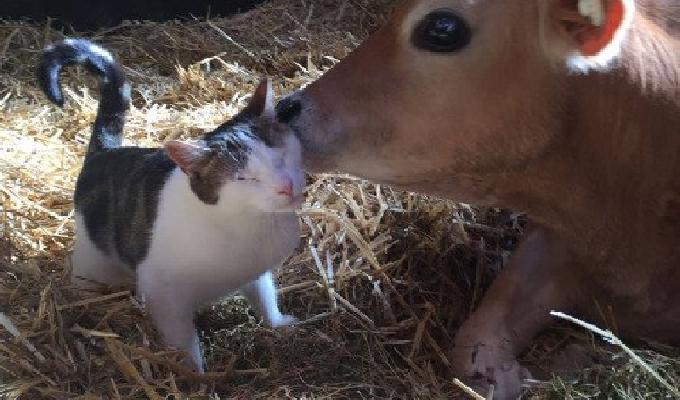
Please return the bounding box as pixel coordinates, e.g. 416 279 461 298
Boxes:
38 39 130 154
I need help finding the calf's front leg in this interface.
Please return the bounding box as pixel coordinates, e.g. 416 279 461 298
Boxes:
451 227 582 400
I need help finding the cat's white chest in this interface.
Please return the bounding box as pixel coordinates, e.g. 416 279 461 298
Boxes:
137 169 300 305
144 212 297 281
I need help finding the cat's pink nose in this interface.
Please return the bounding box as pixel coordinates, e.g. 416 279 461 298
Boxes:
277 180 294 197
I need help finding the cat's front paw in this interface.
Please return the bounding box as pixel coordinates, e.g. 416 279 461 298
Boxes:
269 313 298 327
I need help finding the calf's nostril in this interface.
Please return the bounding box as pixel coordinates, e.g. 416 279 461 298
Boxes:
276 97 302 123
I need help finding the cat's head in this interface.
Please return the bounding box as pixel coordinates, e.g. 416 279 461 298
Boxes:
164 79 305 213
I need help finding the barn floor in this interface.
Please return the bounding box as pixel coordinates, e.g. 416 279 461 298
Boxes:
1 1 678 398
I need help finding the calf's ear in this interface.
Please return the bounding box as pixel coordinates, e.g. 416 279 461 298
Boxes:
539 0 635 72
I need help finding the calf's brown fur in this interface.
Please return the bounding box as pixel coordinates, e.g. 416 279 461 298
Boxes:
281 0 680 398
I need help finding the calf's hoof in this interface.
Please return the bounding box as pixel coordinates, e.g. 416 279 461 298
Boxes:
451 345 530 400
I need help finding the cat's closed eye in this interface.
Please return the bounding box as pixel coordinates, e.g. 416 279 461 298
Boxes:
236 176 258 182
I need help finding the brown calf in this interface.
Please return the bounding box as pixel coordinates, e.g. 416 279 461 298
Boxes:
277 0 680 398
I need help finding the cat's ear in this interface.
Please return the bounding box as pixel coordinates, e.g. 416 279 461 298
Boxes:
164 140 211 174
242 78 275 118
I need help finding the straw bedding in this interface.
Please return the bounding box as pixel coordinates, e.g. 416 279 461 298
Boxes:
0 1 678 398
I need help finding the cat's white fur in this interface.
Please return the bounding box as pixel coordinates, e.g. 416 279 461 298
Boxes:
71 122 304 373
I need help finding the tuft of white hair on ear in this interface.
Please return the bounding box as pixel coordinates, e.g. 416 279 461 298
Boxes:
578 0 605 27
566 0 636 74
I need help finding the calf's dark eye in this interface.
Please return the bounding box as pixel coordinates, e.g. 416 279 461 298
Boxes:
412 9 471 53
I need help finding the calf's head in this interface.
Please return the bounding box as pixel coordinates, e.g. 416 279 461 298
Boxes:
279 0 635 199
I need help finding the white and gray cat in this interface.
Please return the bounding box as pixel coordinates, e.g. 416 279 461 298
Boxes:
38 39 305 372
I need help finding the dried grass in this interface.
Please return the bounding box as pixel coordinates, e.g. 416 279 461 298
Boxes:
0 1 678 399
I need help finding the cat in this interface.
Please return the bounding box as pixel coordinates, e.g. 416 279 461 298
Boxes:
38 39 305 372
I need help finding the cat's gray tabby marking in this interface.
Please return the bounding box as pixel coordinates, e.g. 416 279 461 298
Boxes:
73 148 175 266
